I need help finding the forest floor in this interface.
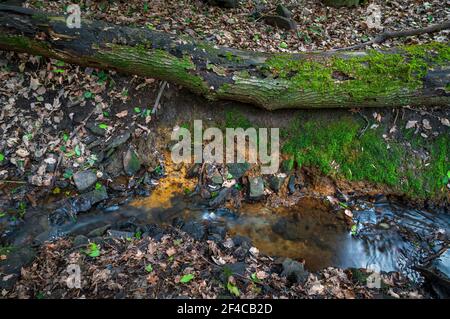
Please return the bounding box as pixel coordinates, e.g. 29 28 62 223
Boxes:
25 0 449 52
0 0 449 299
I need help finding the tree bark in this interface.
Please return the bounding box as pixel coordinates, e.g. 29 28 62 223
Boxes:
0 4 448 110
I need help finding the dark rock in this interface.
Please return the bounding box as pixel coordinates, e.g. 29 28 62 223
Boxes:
209 187 232 208
105 151 124 177
288 174 297 194
0 246 36 274
276 4 292 18
207 224 227 239
73 235 89 246
107 229 135 239
268 174 286 193
87 224 111 237
123 148 141 176
232 235 252 260
263 15 297 30
86 123 107 136
81 186 108 205
105 131 131 151
49 186 108 226
323 0 363 8
232 235 252 247
181 221 206 241
0 246 36 289
186 163 201 178
144 224 165 241
172 217 185 229
227 162 250 179
135 136 159 172
281 258 309 284
73 170 97 192
417 250 450 298
205 0 239 8
56 179 69 189
83 134 98 146
248 176 265 199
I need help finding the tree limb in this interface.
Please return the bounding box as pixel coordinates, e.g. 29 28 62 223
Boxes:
333 20 450 51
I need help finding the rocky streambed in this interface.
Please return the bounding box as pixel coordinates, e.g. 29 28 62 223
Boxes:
1 153 449 298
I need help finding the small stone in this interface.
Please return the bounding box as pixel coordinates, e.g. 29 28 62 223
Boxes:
227 162 250 179
73 235 89 247
276 4 292 18
105 131 131 151
263 15 297 30
288 175 297 194
87 224 111 237
73 170 97 192
123 148 141 176
107 230 135 239
268 174 286 193
422 119 432 130
281 258 309 284
86 123 107 137
378 222 390 230
248 176 265 199
181 221 206 241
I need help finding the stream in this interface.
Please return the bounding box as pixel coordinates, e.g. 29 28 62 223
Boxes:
131 191 450 281
3 185 449 285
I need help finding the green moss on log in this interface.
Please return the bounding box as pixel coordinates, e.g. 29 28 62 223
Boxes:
93 45 209 95
264 43 449 104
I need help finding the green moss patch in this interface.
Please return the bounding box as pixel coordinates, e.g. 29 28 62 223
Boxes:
265 43 450 103
282 116 449 199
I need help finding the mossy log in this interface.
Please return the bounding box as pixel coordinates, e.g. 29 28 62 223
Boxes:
0 5 449 110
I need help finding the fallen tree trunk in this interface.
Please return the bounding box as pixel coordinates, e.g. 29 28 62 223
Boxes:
0 5 449 110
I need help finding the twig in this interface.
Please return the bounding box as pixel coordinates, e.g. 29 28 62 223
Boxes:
420 245 449 265
332 20 450 51
0 180 27 184
151 81 167 115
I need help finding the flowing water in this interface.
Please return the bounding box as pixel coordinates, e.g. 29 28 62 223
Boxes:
130 183 450 280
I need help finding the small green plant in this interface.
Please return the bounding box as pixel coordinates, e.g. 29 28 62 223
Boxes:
145 264 153 273
227 281 240 297
154 165 163 175
180 274 194 283
62 132 69 142
134 231 142 240
0 153 5 162
18 201 26 217
95 182 102 190
250 273 262 283
84 91 93 99
350 224 357 236
84 243 100 258
134 107 151 118
98 123 108 130
279 42 288 49
74 145 81 157
63 169 73 179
